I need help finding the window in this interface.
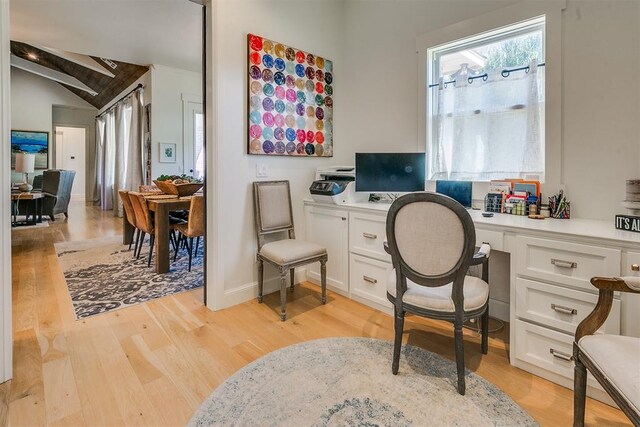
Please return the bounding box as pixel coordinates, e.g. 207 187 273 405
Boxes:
427 17 545 182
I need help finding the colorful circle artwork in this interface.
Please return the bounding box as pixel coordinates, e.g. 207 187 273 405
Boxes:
262 54 274 69
248 34 333 156
274 72 285 86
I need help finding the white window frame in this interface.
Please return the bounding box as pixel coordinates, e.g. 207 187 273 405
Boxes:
416 0 565 191
427 17 546 182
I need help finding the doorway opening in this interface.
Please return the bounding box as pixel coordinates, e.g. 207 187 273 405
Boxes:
54 126 87 201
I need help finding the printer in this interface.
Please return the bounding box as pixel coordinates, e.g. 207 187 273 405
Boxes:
309 166 368 205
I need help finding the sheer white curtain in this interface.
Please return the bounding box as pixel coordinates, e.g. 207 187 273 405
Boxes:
125 91 144 192
100 111 115 211
94 87 146 215
430 59 545 181
93 117 105 205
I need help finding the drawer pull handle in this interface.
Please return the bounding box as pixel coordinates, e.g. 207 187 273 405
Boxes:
341 217 347 221
549 348 573 362
551 258 577 269
632 264 639 272
551 304 577 315
363 232 378 239
363 275 378 284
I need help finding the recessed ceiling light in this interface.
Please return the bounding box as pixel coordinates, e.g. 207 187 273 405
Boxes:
27 52 38 60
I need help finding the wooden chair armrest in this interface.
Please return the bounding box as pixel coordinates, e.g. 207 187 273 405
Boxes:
470 243 491 266
575 277 640 343
384 241 390 255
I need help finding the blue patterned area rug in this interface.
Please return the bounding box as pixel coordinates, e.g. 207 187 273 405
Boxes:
189 338 538 427
55 235 203 319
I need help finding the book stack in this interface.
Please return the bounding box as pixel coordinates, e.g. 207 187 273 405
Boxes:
622 179 640 215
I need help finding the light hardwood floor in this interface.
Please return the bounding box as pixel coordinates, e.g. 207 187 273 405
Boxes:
2 202 631 426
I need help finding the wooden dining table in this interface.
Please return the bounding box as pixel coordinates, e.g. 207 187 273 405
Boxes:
123 195 192 274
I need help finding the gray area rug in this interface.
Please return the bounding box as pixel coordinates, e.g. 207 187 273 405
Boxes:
189 337 538 427
55 235 203 319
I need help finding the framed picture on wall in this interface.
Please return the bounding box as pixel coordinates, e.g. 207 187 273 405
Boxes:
247 33 334 157
159 143 176 163
11 130 49 169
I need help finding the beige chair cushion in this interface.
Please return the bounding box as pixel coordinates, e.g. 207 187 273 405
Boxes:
260 239 326 265
394 202 465 276
578 335 640 414
622 276 640 291
387 269 489 313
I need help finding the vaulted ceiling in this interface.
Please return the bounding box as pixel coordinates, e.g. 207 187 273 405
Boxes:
11 41 149 109
9 0 202 73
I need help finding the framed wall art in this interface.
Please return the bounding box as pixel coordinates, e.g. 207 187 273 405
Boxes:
247 33 333 157
159 143 176 163
11 130 49 169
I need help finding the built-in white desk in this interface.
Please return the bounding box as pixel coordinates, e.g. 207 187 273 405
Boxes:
303 199 640 404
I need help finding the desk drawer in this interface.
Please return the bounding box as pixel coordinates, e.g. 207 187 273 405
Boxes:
515 278 620 335
349 212 390 262
515 237 620 291
514 320 603 391
476 229 504 252
350 254 392 308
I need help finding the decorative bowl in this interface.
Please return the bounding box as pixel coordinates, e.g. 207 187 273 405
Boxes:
153 180 203 197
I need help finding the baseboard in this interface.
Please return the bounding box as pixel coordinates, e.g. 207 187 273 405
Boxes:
218 268 307 310
489 298 509 322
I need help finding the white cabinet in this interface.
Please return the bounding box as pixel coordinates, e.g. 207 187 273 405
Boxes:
304 205 349 294
303 199 640 405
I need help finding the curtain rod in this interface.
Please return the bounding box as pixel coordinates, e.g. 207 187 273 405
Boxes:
96 83 144 118
428 62 545 89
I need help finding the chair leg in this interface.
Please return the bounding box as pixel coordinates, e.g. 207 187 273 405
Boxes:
128 229 135 251
174 233 182 262
392 306 405 375
481 305 489 355
195 236 201 257
279 269 288 321
136 232 145 259
170 230 177 253
573 354 587 427
257 258 264 303
454 322 466 395
187 237 194 272
290 268 295 291
147 234 155 267
320 259 327 304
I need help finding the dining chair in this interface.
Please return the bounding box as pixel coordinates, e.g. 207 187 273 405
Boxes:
174 195 204 271
573 276 640 426
385 192 491 395
253 180 328 321
119 190 140 254
129 192 157 266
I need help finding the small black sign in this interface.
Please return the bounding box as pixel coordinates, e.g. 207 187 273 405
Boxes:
615 214 640 233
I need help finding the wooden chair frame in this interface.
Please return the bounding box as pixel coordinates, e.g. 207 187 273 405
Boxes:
385 192 490 395
253 181 327 321
573 276 640 426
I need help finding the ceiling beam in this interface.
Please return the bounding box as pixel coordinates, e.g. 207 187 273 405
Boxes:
29 43 115 78
10 54 98 96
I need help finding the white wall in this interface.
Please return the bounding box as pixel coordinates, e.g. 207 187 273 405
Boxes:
341 0 640 221
11 68 96 182
53 106 97 200
1 0 12 384
211 0 347 307
561 0 640 220
150 64 201 178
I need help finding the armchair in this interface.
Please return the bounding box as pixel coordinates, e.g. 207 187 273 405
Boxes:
41 170 76 221
573 276 640 426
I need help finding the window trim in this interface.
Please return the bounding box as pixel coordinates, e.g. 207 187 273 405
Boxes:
416 1 565 190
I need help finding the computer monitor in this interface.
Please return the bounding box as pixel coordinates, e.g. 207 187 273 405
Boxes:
435 180 473 208
355 153 426 193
